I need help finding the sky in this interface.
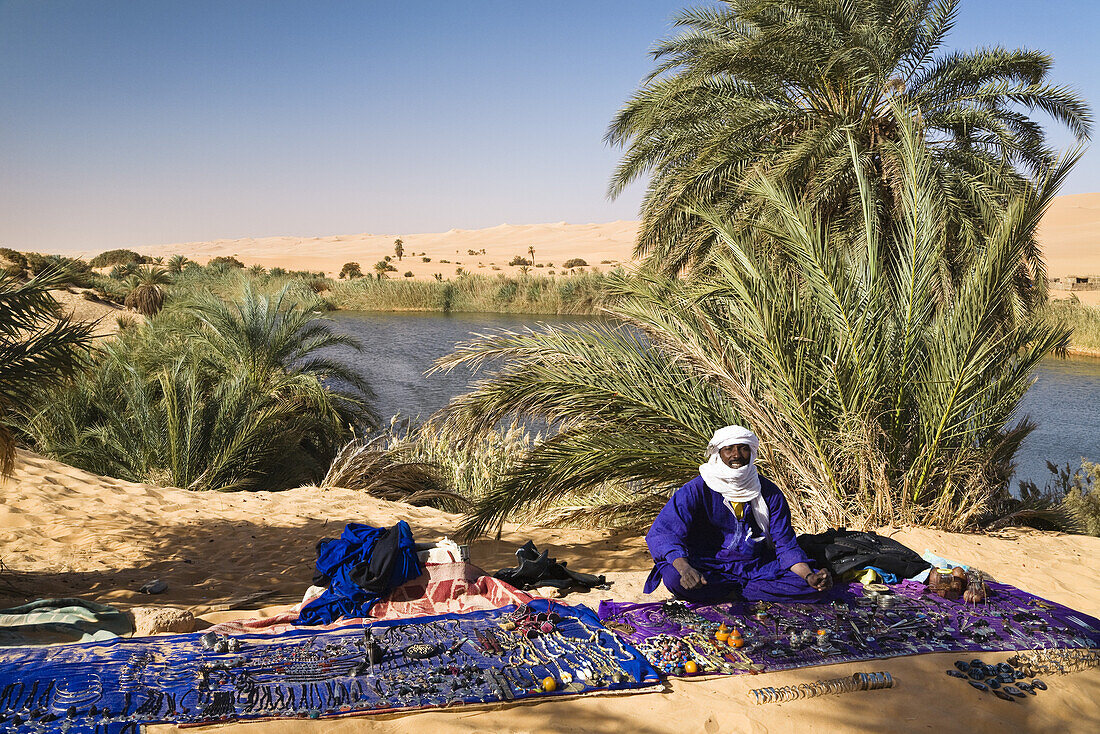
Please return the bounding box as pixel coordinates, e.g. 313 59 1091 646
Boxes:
1 0 1098 253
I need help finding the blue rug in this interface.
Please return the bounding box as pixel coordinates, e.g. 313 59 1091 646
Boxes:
0 599 659 733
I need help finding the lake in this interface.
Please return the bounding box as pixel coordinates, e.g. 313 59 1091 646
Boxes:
329 311 1100 491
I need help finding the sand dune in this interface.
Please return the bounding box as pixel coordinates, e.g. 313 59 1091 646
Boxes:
82 221 642 283
2 451 1098 733
50 194 1100 291
1039 193 1100 279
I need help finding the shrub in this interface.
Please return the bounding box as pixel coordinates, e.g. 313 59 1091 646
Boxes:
421 256 431 262
509 256 532 267
89 249 147 268
207 256 245 269
0 248 27 271
1064 462 1100 536
562 258 588 269
340 262 363 279
404 271 414 278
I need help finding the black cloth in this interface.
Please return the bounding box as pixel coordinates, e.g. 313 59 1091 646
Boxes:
494 541 607 591
796 529 931 580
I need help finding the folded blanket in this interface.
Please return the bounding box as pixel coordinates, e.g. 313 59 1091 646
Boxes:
0 597 133 647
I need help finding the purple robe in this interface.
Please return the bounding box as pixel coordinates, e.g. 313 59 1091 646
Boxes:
644 474 822 603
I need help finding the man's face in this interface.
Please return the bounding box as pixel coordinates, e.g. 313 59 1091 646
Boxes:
719 443 752 469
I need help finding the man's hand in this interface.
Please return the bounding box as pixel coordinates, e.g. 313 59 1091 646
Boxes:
791 562 833 591
805 568 833 591
671 557 707 590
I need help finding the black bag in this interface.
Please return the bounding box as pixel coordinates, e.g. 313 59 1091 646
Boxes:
797 529 930 580
494 540 607 591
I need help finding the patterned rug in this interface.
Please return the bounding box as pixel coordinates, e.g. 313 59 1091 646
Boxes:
598 581 1100 676
0 600 658 733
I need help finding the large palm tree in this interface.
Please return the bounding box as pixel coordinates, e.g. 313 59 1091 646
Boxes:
608 0 1091 277
0 269 93 475
438 112 1072 538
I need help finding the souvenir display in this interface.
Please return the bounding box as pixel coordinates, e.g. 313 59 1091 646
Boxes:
0 601 658 734
945 657 1057 702
1007 648 1100 676
598 580 1100 676
749 670 894 704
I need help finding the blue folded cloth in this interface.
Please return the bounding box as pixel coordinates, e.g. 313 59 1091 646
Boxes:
295 521 422 626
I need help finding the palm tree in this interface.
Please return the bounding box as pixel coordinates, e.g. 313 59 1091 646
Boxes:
124 266 172 316
23 285 378 490
109 262 139 279
166 255 191 275
187 284 377 428
437 113 1073 538
394 239 404 261
528 246 536 263
607 0 1091 276
0 268 93 474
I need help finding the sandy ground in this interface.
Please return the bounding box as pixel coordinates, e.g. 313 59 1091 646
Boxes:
1 450 1098 733
49 288 128 338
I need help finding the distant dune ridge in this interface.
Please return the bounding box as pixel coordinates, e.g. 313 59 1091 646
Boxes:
1037 192 1100 279
52 193 1100 283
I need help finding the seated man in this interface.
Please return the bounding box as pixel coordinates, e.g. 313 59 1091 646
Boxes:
643 425 832 603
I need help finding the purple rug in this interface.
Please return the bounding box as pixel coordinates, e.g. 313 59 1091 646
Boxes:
598 581 1100 676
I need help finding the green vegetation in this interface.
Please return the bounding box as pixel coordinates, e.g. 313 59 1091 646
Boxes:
89 249 149 268
1064 462 1100 536
1017 460 1100 536
123 266 172 316
328 271 616 315
339 262 363 279
436 116 1073 538
22 285 375 491
207 255 245 269
1041 297 1100 352
608 0 1091 275
0 268 94 475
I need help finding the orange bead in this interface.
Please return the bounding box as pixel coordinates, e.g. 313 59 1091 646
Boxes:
715 630 730 642
541 676 558 692
684 660 699 674
730 628 742 638
729 637 744 648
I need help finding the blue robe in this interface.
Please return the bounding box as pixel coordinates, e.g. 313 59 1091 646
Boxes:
644 475 822 603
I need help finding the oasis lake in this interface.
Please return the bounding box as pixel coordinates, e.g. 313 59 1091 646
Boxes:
329 311 1100 493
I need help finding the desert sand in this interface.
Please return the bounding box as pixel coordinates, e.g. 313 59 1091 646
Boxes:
1 450 1098 733
90 221 640 283
54 193 1100 290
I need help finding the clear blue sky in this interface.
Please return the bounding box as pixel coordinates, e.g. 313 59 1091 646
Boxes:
1 0 1097 253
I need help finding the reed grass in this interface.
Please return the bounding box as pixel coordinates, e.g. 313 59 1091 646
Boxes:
1041 297 1100 352
327 271 619 315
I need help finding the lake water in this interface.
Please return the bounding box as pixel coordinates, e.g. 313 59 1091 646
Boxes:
329 311 1100 491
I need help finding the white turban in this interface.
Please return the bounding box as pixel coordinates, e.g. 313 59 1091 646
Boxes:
699 425 770 542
